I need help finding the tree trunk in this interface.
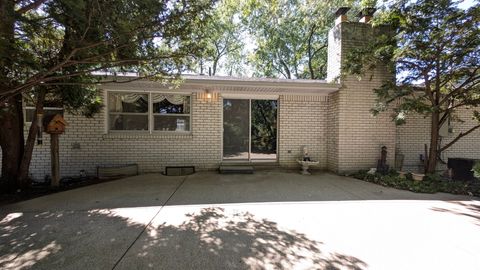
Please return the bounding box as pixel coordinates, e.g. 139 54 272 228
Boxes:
212 58 218 76
199 59 204 75
307 43 315 79
0 95 25 191
426 111 440 174
50 134 60 188
308 57 315 79
18 89 46 188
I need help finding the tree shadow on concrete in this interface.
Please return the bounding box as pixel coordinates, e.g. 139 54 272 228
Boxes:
116 207 367 270
431 201 480 227
0 209 149 269
0 207 367 270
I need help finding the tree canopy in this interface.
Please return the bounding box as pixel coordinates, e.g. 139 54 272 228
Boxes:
240 0 356 79
189 0 363 79
1 0 215 100
193 0 246 76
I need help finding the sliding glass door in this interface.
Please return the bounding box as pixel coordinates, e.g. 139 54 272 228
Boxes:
223 99 250 160
223 98 277 161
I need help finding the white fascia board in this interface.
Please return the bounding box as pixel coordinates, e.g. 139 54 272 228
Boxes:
97 76 340 96
221 93 279 100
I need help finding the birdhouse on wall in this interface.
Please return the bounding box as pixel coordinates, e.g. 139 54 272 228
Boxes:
45 114 68 134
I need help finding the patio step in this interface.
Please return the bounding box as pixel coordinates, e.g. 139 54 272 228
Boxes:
219 165 254 174
220 161 279 170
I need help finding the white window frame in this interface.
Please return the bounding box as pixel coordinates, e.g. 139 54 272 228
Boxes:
106 90 192 134
152 95 191 133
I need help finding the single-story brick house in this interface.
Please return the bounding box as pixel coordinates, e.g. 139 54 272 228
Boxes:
1 14 479 180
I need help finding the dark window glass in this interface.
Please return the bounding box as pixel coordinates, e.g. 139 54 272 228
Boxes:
153 95 190 114
109 115 148 131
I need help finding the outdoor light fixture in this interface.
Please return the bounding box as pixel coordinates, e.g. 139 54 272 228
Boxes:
203 89 214 102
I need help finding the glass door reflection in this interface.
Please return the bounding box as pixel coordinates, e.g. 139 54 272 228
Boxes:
250 100 277 160
223 99 250 160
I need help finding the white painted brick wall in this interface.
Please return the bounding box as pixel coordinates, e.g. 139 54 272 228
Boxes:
396 108 480 172
327 91 340 171
2 88 476 179
0 92 222 180
278 95 328 168
0 92 333 180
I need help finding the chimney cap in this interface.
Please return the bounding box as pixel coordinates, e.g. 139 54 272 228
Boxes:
335 7 351 17
357 7 376 18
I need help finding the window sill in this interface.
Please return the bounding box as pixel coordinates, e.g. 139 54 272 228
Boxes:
102 131 193 140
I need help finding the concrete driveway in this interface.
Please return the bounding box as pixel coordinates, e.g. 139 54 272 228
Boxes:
1 171 479 270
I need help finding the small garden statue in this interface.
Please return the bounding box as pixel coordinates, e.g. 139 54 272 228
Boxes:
376 146 389 175
297 146 319 175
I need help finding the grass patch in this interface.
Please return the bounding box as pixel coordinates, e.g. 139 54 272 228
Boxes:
350 170 480 197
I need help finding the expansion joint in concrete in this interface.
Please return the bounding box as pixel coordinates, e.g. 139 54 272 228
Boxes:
110 176 189 270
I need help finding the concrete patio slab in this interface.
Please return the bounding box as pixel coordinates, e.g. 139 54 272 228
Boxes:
1 171 479 270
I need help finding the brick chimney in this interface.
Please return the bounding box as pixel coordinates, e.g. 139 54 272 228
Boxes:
335 7 351 26
326 7 396 173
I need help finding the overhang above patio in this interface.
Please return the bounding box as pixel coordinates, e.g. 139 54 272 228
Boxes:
99 75 340 96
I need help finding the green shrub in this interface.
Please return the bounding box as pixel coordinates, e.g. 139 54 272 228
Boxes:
350 170 369 180
473 161 480 179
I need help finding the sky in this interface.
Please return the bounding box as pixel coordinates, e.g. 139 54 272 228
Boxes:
457 0 478 9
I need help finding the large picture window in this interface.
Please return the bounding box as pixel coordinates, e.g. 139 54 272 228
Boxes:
107 92 191 132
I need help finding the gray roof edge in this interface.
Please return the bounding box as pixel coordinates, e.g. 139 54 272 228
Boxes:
181 74 329 84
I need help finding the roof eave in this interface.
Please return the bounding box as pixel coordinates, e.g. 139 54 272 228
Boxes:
99 75 340 96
